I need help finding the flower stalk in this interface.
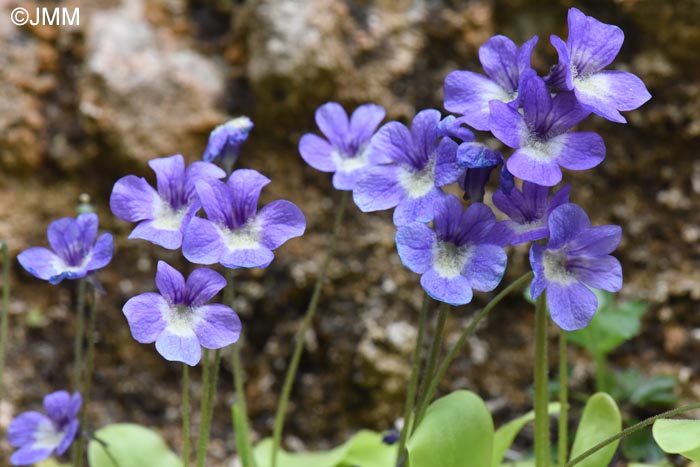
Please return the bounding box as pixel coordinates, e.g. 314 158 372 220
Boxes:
413 272 533 430
196 348 211 467
0 241 10 403
558 328 568 466
395 294 430 466
73 278 87 390
183 364 190 467
270 190 350 467
232 342 255 467
534 292 550 467
74 282 97 467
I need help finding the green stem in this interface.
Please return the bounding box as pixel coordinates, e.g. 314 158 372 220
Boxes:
593 350 607 394
92 434 121 467
232 342 255 467
270 190 349 467
558 328 568 467
197 268 233 465
413 272 533 429
534 292 550 467
412 303 448 431
183 364 190 467
73 278 87 389
196 348 211 467
395 294 430 466
0 241 10 403
74 282 97 467
564 403 700 467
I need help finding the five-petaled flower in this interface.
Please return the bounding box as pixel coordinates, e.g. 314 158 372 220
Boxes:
530 203 622 331
299 102 386 190
110 154 225 250
489 70 605 186
546 8 651 123
8 391 81 466
182 169 306 268
123 261 242 366
444 35 538 131
203 116 254 173
493 180 570 245
395 195 508 306
353 109 463 226
18 213 113 285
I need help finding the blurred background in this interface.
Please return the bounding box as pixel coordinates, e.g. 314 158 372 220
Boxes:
0 0 698 465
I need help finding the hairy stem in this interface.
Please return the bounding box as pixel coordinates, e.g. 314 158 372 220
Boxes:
196 348 211 467
73 278 87 389
183 364 190 467
74 282 97 467
412 303 449 431
270 190 349 467
232 342 255 467
558 328 568 466
564 403 700 467
412 272 533 430
534 293 550 467
0 241 10 403
395 294 430 466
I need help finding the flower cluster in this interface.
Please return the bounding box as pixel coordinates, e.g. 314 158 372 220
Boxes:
299 8 647 327
111 117 306 365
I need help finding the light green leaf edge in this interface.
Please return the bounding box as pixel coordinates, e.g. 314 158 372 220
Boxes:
87 423 181 467
252 430 395 467
569 393 622 467
492 403 560 467
407 390 494 467
652 418 700 461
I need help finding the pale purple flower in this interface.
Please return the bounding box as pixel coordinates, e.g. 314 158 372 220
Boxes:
530 203 622 330
395 195 508 305
182 169 306 268
353 109 462 226
110 154 225 249
8 391 81 465
17 213 113 285
122 261 241 366
493 181 570 245
545 8 651 123
444 35 539 131
203 116 253 172
299 102 386 190
489 70 604 186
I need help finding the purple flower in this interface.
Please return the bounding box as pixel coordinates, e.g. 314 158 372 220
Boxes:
489 70 605 186
17 213 113 285
546 8 651 123
353 109 462 226
110 154 225 249
395 195 508 306
122 261 241 366
438 115 475 143
530 203 622 330
202 117 254 172
493 181 570 245
299 102 386 190
8 391 81 465
182 169 306 268
457 142 504 201
444 35 538 131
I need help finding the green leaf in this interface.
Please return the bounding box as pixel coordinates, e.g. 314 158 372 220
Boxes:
252 430 395 467
492 403 560 467
569 393 622 467
407 390 494 467
629 375 678 407
37 460 72 467
567 293 646 356
652 419 700 461
88 423 181 467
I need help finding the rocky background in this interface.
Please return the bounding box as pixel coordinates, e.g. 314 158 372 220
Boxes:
1 0 699 465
